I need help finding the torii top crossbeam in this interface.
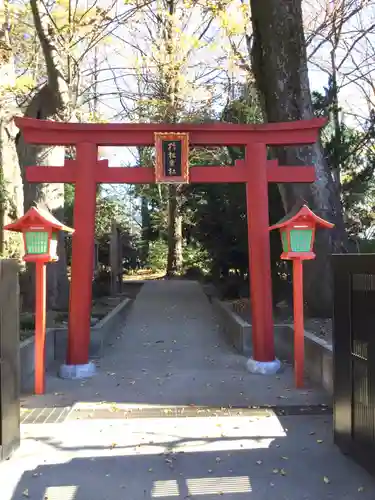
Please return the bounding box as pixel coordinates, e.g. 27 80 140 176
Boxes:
16 117 325 185
16 116 325 145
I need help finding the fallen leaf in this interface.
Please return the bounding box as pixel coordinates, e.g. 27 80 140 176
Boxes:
281 456 288 460
256 460 263 465
148 468 153 472
280 469 286 476
358 486 364 492
208 469 213 473
22 490 29 498
323 476 330 484
215 457 221 463
317 439 324 444
272 468 279 474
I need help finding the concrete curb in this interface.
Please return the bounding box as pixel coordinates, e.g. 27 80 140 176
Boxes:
212 298 252 356
212 297 333 394
89 297 133 358
20 297 133 392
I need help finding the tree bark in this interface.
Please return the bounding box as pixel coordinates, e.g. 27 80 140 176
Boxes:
0 25 24 260
16 87 69 310
167 184 183 276
163 0 184 276
16 1 73 310
250 0 348 316
141 195 150 264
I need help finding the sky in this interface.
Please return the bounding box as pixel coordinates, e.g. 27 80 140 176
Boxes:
305 0 375 127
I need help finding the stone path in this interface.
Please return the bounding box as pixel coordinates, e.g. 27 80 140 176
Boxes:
2 280 375 499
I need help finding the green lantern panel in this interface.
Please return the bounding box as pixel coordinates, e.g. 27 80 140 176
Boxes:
281 230 289 252
290 229 313 252
25 231 49 254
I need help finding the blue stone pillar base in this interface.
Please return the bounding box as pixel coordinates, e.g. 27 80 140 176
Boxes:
59 362 96 379
246 357 281 375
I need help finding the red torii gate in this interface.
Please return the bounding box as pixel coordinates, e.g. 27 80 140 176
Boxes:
16 116 325 373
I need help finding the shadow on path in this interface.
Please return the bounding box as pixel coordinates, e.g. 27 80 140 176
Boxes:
9 414 375 500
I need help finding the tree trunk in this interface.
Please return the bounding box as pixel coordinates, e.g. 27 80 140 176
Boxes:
141 195 150 265
167 184 183 276
250 0 347 316
162 0 184 276
16 1 73 310
0 26 24 261
16 87 69 310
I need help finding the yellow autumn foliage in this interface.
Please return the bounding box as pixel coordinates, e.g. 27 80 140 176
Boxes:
1 75 36 94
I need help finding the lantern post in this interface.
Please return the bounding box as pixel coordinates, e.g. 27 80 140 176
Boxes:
5 207 74 395
269 204 334 388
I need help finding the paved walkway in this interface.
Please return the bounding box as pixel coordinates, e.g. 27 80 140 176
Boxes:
2 280 375 499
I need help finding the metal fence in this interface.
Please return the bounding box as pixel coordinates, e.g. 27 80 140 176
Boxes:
333 254 375 475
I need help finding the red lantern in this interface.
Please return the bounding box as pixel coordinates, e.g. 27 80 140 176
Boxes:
5 206 74 263
270 204 334 387
5 207 74 394
269 204 334 261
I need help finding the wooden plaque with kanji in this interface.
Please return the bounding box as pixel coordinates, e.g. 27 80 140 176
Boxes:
154 132 189 183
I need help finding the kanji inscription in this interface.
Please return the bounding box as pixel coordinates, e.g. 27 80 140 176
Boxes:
155 132 189 183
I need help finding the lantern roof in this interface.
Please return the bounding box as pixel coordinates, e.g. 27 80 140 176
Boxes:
269 203 334 231
4 206 74 234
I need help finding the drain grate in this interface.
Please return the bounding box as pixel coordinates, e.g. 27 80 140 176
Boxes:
21 404 331 424
21 407 71 424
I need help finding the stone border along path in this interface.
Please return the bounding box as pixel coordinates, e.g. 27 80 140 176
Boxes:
3 279 374 499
